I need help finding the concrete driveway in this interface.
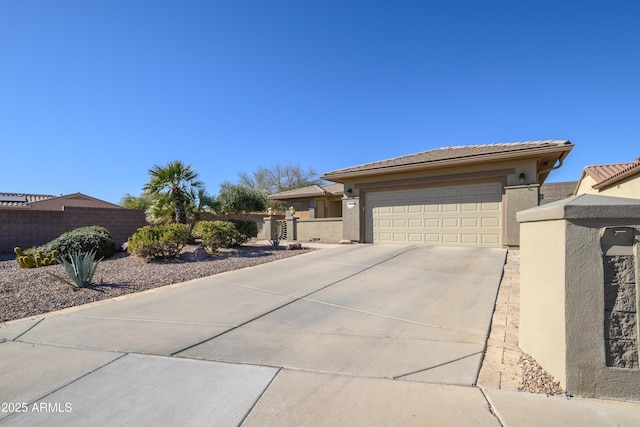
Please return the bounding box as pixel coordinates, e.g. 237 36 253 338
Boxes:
1 244 507 426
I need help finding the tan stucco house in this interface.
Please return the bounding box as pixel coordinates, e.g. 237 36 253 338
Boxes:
268 183 344 219
574 159 640 199
321 140 574 247
0 192 123 210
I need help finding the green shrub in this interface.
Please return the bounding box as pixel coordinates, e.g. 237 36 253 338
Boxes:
191 220 238 253
227 219 257 245
127 223 190 261
36 226 116 261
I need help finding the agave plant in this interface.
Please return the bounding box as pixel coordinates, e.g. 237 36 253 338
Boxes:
49 249 102 290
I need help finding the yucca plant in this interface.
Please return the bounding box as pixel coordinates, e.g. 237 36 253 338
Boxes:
49 250 102 290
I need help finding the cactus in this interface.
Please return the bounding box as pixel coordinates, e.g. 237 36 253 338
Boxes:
14 247 57 268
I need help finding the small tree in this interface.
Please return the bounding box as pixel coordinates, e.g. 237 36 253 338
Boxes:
217 182 267 220
142 160 203 224
238 162 323 195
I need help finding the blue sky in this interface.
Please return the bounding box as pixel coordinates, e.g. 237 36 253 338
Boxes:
1 1 638 204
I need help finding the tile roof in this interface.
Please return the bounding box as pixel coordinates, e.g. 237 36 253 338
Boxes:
268 183 344 200
323 140 573 179
583 160 640 189
0 193 57 207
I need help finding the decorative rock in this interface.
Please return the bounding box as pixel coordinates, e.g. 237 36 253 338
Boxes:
286 243 303 250
339 240 353 244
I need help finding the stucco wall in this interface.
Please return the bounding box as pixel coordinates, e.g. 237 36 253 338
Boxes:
519 219 568 384
518 195 640 400
504 185 540 246
577 175 640 199
296 218 342 243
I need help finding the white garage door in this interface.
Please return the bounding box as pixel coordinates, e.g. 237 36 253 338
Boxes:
365 182 502 247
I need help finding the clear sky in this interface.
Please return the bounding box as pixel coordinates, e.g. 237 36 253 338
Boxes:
1 1 638 204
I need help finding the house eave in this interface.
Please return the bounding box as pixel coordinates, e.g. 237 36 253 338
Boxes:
322 144 574 182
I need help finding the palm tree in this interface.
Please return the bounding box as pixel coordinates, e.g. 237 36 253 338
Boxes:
143 160 203 224
185 187 220 223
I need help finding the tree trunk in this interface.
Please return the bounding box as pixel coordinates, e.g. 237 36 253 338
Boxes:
173 192 187 224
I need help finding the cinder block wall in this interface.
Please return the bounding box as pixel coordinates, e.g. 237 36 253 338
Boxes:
0 207 148 253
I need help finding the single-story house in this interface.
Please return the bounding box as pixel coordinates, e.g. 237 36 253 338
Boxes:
268 183 344 219
319 140 574 247
0 192 124 210
574 159 640 198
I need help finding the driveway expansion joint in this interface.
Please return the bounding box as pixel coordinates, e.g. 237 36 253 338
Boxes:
171 246 420 357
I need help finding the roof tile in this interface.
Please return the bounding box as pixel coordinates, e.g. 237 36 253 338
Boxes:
323 140 572 178
584 160 640 189
0 193 57 207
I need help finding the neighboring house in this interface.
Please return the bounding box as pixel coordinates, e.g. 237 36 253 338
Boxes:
0 192 124 210
539 181 577 205
268 183 344 219
574 159 640 199
321 140 574 247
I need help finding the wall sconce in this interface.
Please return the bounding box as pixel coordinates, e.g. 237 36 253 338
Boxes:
289 206 296 215
346 188 353 196
519 172 526 184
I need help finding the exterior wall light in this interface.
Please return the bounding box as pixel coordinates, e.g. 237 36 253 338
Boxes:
519 172 526 184
346 188 353 196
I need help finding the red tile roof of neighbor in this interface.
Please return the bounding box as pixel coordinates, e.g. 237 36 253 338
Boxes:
322 140 573 180
582 159 640 189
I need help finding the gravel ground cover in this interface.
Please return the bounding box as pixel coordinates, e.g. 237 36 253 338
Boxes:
0 242 312 323
519 353 566 396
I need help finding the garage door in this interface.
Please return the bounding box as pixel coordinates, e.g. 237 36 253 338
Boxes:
364 182 502 246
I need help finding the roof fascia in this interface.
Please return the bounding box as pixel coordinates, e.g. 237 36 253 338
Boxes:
323 144 574 181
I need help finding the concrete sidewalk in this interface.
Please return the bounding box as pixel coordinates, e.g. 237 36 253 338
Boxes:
1 244 639 426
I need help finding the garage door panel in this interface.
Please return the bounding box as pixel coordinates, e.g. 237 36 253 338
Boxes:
442 234 459 243
482 218 500 227
461 218 478 227
442 218 459 227
461 234 479 244
407 218 423 228
379 219 392 228
482 234 500 244
425 218 440 227
481 202 500 211
393 233 408 242
365 183 502 247
408 233 423 242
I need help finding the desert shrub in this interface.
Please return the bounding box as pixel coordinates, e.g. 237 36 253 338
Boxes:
191 220 239 253
37 226 116 261
49 249 102 289
127 223 190 261
227 219 257 245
